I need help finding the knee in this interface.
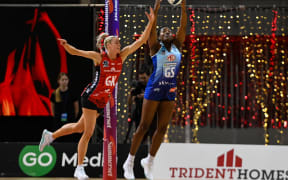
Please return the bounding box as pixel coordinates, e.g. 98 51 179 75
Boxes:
72 123 84 133
82 130 94 140
137 122 150 134
157 125 168 135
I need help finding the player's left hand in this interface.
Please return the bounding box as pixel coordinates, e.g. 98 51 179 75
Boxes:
145 7 155 23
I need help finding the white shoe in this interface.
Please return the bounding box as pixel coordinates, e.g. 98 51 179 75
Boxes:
141 157 153 180
123 159 135 180
39 129 53 152
74 166 89 180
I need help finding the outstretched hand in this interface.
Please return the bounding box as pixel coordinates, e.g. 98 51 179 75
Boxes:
181 0 186 7
58 38 67 46
145 7 155 23
154 0 162 10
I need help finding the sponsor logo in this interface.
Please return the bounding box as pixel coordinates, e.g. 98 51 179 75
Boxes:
169 149 288 179
163 62 177 67
154 88 160 92
105 76 117 87
106 102 111 128
107 136 116 176
158 81 174 86
103 67 121 73
114 0 118 21
108 141 113 176
85 71 99 93
105 2 108 33
217 149 242 168
61 152 103 167
103 60 109 67
18 145 56 177
167 54 176 61
169 87 177 92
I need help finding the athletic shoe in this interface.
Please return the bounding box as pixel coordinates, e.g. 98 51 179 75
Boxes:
141 157 153 180
74 165 89 180
123 159 135 180
39 129 53 152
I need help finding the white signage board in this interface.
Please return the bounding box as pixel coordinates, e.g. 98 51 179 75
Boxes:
154 143 288 180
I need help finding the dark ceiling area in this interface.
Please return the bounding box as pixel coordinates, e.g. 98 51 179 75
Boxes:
0 0 287 8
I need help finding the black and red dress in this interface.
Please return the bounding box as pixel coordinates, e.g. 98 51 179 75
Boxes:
81 52 122 112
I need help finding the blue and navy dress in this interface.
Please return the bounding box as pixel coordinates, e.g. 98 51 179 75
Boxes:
144 42 182 101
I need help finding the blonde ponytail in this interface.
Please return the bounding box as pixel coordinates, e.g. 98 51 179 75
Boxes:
96 33 118 51
96 33 109 51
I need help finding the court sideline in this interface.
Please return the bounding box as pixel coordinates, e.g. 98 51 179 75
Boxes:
0 178 146 180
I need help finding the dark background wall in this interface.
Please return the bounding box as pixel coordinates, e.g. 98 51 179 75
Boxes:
0 6 94 95
0 0 287 7
0 6 94 141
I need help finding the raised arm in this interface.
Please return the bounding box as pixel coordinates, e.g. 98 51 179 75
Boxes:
120 7 155 61
58 39 102 65
148 0 162 55
174 0 187 49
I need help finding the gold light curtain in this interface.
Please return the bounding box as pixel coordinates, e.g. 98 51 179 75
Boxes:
114 5 288 144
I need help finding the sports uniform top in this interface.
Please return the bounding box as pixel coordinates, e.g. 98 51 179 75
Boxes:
144 42 182 101
81 52 122 108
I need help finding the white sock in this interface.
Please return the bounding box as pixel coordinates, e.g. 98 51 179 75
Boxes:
147 154 154 164
49 133 54 143
127 153 135 163
50 134 54 142
77 164 84 169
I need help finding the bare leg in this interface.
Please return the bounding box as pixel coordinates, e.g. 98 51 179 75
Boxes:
52 114 85 139
78 108 99 165
129 99 159 155
150 101 174 156
123 118 134 144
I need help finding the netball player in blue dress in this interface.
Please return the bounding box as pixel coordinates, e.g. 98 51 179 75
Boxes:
123 0 187 179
